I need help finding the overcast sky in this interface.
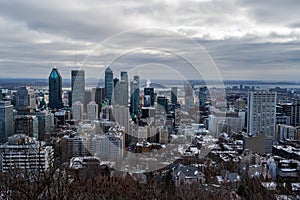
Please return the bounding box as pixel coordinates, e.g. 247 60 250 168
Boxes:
1 0 300 81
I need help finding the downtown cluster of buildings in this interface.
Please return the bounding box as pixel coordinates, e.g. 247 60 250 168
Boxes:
0 67 299 197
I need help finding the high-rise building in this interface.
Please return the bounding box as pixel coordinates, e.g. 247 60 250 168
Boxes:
71 69 85 107
184 82 194 112
0 101 14 143
87 101 98 120
171 87 178 105
130 75 140 115
157 96 168 113
48 67 63 110
95 87 105 117
0 134 54 172
113 78 120 105
144 87 155 107
198 86 208 107
61 134 88 161
15 86 36 110
119 71 129 107
15 115 39 138
279 102 300 126
72 101 84 121
247 90 277 136
89 133 123 160
104 67 113 105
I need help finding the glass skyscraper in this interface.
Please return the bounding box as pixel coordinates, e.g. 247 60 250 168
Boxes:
0 101 14 144
130 75 140 116
71 69 85 106
48 67 63 110
104 67 113 105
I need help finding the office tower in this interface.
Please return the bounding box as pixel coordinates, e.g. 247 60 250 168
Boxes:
95 87 105 117
199 86 208 107
15 115 39 138
71 69 85 106
84 90 92 111
119 71 129 107
171 87 178 105
279 101 300 126
0 101 14 143
130 75 140 115
113 78 120 105
104 67 113 105
184 82 194 112
15 86 36 110
247 90 277 136
72 101 84 121
87 101 98 120
144 87 155 107
157 96 168 113
112 105 130 142
0 134 54 172
48 67 63 110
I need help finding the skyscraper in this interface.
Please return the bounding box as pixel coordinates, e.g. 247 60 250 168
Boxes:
184 82 194 112
95 87 105 117
113 78 120 105
144 87 155 107
119 71 129 107
48 67 63 110
87 101 98 120
171 87 178 105
15 86 36 110
104 67 113 105
14 115 39 138
157 96 168 113
247 90 277 136
130 75 140 115
0 101 14 143
71 69 85 106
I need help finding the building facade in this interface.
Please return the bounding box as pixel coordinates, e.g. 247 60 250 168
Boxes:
247 90 277 136
48 67 63 110
0 101 14 143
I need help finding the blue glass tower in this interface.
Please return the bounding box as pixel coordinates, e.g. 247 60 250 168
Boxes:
49 67 63 109
130 75 140 115
104 67 113 105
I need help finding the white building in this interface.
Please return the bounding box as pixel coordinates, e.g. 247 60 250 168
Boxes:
0 134 54 172
112 105 129 135
208 115 243 135
89 133 123 160
87 101 98 120
247 90 277 136
72 101 84 121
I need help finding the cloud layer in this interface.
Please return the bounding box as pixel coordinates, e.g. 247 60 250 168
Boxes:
0 0 300 81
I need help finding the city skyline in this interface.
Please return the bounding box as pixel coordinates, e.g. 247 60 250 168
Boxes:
0 1 300 80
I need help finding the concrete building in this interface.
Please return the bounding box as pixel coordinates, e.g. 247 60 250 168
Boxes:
0 134 54 172
0 101 14 144
244 133 273 154
247 90 277 136
72 101 84 121
14 115 39 138
89 133 123 160
87 101 98 120
61 134 88 161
